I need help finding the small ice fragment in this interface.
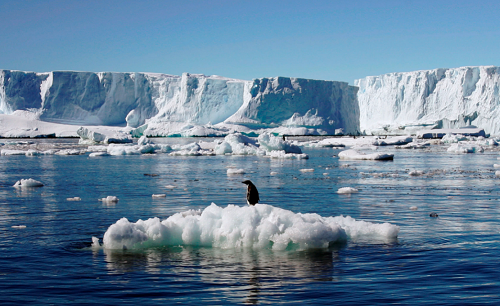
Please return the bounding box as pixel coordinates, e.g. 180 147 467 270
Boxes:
337 187 359 194
91 237 101 248
496 171 500 177
409 170 424 176
323 173 329 176
99 196 119 202
494 164 500 168
165 185 176 189
299 168 315 173
13 178 44 188
89 152 109 157
67 197 82 201
12 225 26 229
152 194 166 198
227 168 245 175
270 171 278 176
409 206 418 211
383 212 395 216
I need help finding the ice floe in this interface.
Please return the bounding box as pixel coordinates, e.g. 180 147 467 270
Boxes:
13 178 44 188
338 149 394 161
97 203 400 250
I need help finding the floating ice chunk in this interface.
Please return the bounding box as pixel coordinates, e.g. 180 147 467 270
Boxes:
395 141 431 149
101 203 399 250
299 168 315 173
91 237 101 248
409 206 418 210
408 170 425 176
270 171 278 175
89 152 110 157
266 150 309 159
258 132 302 154
227 168 246 175
447 143 484 153
442 133 468 143
137 135 152 146
337 187 359 194
56 149 82 155
25 149 41 156
12 225 27 229
152 194 166 198
1 149 27 156
165 185 176 189
494 164 500 168
13 178 44 188
104 132 133 144
67 197 81 201
496 171 500 177
107 144 157 155
77 127 106 144
373 136 413 146
338 149 394 160
214 141 232 155
99 196 119 202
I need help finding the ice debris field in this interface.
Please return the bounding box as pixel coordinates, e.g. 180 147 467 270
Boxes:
6 131 500 251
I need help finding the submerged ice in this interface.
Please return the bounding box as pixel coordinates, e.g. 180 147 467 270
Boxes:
98 203 399 251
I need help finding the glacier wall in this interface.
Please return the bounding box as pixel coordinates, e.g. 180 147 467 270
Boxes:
224 77 359 134
0 70 359 136
355 66 500 135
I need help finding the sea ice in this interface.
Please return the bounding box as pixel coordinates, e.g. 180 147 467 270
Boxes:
447 143 484 153
337 187 359 194
99 196 119 202
101 203 399 250
227 168 246 175
13 178 44 188
338 149 394 160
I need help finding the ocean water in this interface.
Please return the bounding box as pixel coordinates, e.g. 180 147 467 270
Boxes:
1 138 500 305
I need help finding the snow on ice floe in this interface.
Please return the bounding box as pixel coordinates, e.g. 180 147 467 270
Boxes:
13 178 44 188
96 203 399 250
338 149 394 161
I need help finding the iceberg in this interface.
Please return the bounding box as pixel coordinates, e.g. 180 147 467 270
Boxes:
0 70 359 137
356 66 500 136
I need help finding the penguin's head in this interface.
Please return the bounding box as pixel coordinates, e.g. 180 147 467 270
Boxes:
242 180 253 186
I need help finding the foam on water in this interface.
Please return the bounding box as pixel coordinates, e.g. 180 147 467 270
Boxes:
98 203 399 251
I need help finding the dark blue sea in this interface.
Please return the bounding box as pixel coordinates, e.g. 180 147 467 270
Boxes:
1 138 500 305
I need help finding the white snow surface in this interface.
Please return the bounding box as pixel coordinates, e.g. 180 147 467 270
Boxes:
356 66 500 136
0 70 358 137
99 203 399 250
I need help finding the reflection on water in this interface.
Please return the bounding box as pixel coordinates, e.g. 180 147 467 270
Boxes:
100 244 344 304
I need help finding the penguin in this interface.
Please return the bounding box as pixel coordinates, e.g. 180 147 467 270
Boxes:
242 180 259 206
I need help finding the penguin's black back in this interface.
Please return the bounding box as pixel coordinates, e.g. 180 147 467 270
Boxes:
242 180 259 205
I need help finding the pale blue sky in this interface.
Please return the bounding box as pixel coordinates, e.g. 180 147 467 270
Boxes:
1 0 499 84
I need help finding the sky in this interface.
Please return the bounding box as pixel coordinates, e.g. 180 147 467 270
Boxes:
1 0 499 84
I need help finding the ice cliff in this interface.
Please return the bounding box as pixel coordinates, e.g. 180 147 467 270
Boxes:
0 70 359 137
356 66 500 135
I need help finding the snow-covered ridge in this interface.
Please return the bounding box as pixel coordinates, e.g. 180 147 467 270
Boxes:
355 66 500 135
0 70 359 137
